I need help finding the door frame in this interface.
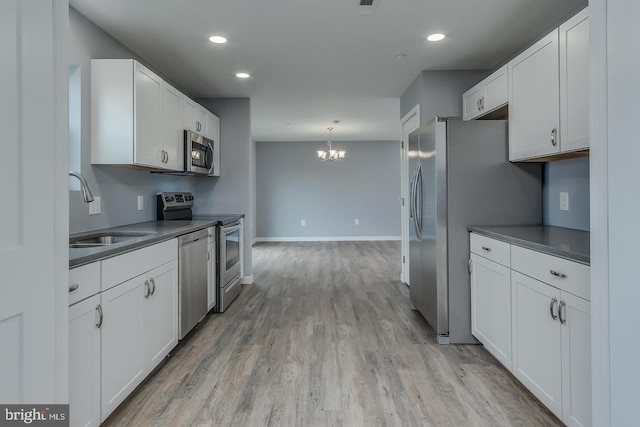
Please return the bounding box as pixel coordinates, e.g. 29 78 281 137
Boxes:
400 105 420 284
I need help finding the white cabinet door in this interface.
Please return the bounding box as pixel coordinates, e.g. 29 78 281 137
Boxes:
508 30 560 161
69 296 101 427
463 84 483 121
162 82 185 171
133 61 164 168
184 98 206 133
560 8 590 153
511 271 562 418
147 260 179 367
100 276 147 421
205 112 221 176
561 292 591 427
208 240 217 311
470 254 512 370
483 65 508 113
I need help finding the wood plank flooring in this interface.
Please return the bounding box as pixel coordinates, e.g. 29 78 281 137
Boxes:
103 241 561 427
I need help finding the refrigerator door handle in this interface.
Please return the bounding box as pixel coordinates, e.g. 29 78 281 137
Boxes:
415 164 423 240
411 165 420 237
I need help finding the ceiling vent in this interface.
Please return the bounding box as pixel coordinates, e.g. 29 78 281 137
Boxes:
357 0 379 16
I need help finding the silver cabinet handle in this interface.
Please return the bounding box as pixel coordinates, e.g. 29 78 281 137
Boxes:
69 283 79 292
207 251 210 261
164 151 169 163
551 128 558 146
161 150 166 163
96 304 103 328
149 278 156 296
482 246 491 252
558 300 567 324
549 297 558 320
481 96 485 110
550 270 567 278
144 280 150 299
477 98 482 111
468 258 473 274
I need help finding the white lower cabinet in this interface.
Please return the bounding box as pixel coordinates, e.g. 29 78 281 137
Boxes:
470 253 512 370
69 295 101 427
469 232 591 426
511 271 563 417
100 274 147 421
69 240 179 425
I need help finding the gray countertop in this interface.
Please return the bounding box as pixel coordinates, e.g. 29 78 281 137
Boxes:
69 215 243 268
468 225 590 265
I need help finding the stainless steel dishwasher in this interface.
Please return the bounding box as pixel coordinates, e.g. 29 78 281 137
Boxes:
178 228 208 339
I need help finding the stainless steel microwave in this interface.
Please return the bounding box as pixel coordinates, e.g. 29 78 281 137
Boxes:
184 130 214 176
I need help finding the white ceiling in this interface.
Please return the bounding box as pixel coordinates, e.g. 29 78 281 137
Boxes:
70 0 584 142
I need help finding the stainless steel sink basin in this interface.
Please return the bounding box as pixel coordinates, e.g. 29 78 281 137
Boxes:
69 231 156 248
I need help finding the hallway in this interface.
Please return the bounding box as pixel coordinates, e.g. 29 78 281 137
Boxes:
104 241 560 426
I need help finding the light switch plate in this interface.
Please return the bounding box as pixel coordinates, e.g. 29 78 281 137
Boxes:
89 196 101 215
137 195 144 211
560 192 569 211
355 218 360 225
301 219 306 226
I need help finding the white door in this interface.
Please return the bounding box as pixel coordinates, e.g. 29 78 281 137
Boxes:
400 105 420 284
511 271 563 418
470 254 512 370
561 292 591 427
100 277 147 421
508 30 560 161
69 296 101 427
147 260 178 367
0 0 69 403
133 61 163 168
162 82 185 171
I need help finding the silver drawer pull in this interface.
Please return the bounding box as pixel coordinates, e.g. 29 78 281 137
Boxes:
482 246 491 252
96 305 103 329
550 270 567 278
69 283 79 292
558 300 567 325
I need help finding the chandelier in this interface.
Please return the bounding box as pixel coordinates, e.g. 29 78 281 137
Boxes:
317 127 345 161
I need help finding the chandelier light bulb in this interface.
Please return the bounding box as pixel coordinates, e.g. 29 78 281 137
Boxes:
316 127 346 161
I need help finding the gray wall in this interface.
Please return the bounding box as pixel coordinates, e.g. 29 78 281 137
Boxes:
68 7 198 233
542 157 590 231
256 141 401 239
401 70 490 121
193 98 254 275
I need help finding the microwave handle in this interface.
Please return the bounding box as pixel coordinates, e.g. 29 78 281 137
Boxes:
205 142 214 173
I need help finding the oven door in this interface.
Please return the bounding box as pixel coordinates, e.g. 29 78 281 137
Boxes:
220 222 241 286
184 130 214 175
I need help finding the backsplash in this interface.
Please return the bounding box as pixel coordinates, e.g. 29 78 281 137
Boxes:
542 156 590 231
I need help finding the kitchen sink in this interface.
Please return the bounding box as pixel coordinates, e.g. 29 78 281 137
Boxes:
69 231 156 248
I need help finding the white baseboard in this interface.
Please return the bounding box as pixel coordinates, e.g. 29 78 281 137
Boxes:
241 275 254 284
255 236 401 242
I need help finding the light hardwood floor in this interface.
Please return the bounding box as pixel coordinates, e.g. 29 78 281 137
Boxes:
103 241 561 427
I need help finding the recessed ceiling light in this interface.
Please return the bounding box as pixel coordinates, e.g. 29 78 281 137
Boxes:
209 35 227 44
427 33 446 42
396 54 408 60
235 72 250 79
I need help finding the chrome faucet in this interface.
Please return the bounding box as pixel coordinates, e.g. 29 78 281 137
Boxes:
69 171 95 203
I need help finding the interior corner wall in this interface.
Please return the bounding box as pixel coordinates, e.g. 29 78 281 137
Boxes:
400 70 490 122
193 98 253 275
256 141 401 240
68 7 197 233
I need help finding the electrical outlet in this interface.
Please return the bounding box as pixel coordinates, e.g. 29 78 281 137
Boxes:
89 196 101 215
355 218 360 225
301 219 306 226
137 195 144 211
560 192 569 211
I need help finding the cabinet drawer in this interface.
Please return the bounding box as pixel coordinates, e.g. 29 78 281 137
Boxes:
511 245 590 301
102 239 177 291
69 262 101 306
470 233 511 267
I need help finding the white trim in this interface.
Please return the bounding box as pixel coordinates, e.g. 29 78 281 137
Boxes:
252 237 258 246
590 0 610 425
241 275 254 285
400 104 420 284
255 236 401 242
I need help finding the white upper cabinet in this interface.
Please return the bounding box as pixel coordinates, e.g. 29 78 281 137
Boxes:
161 82 185 171
463 65 508 121
91 59 181 171
509 7 589 161
508 30 561 161
560 7 590 153
183 97 206 134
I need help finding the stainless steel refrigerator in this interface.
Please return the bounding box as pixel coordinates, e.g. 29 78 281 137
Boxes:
408 116 542 344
